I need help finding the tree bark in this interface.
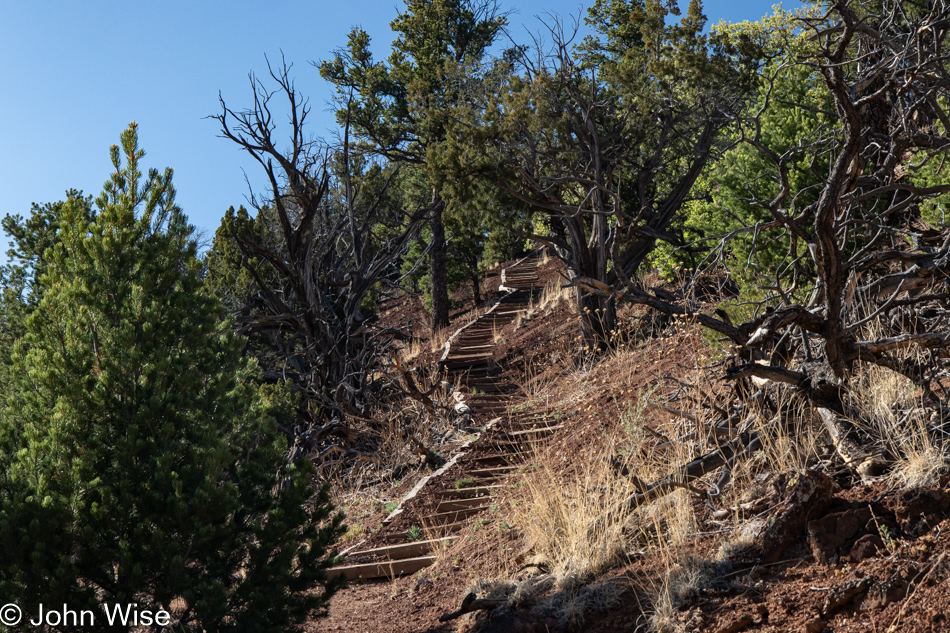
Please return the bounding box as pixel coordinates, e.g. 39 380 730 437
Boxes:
429 191 450 330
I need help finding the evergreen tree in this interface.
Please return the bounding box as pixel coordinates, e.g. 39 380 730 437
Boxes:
0 123 345 632
320 0 506 330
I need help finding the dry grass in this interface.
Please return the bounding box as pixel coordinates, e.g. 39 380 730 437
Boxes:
646 556 719 633
850 361 946 488
846 312 947 489
398 338 423 364
492 321 504 344
430 325 451 353
538 278 570 313
513 280 570 331
516 441 638 586
753 406 823 476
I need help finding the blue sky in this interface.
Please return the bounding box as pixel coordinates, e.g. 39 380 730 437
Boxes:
0 1 797 260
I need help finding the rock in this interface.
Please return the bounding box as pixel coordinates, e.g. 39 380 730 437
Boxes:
849 533 886 562
807 507 872 563
412 577 433 593
714 613 754 633
468 610 555 633
821 577 871 616
856 456 889 479
803 617 826 633
860 573 908 611
760 470 835 563
895 488 950 538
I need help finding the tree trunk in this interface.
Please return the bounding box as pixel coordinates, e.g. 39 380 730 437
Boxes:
471 274 482 306
429 192 450 330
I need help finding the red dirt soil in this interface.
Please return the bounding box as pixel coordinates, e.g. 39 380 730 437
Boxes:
311 255 950 633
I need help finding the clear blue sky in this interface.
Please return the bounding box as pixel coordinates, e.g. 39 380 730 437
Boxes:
0 1 797 261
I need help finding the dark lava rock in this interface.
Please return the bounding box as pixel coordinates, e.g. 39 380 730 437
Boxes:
807 507 872 563
849 533 886 562
760 470 835 564
895 488 950 538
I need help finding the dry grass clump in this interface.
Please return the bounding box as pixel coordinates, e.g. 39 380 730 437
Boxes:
514 279 570 330
538 279 570 313
516 440 639 586
397 337 423 364
849 360 946 488
430 325 451 353
505 409 704 626
829 305 949 488
753 406 824 476
647 556 721 633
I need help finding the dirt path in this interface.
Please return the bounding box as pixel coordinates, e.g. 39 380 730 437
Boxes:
328 251 558 582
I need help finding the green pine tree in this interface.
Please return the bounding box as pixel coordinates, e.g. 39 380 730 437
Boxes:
0 123 345 632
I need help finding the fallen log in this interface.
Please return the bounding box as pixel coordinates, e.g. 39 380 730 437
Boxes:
815 407 888 480
623 429 763 510
439 592 507 622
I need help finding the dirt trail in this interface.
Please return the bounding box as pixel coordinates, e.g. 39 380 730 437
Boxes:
330 251 559 583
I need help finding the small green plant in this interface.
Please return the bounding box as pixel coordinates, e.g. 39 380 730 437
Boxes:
342 523 365 542
455 477 476 489
384 501 399 514
499 520 512 531
489 502 501 513
406 525 424 542
870 505 898 553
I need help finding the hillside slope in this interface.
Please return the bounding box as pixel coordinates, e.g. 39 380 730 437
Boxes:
313 253 950 633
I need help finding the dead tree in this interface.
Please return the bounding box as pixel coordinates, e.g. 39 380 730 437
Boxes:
212 58 433 466
577 0 950 475
482 7 754 351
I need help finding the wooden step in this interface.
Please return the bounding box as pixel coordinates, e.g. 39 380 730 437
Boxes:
471 399 510 407
446 353 494 362
331 555 436 581
346 536 457 562
468 465 520 477
423 505 490 525
441 483 507 495
501 425 563 438
471 453 521 466
436 497 494 512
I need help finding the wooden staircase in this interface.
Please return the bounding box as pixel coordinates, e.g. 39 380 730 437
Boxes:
332 251 565 581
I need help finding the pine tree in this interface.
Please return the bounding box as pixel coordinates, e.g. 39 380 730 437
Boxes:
0 123 345 632
320 0 506 330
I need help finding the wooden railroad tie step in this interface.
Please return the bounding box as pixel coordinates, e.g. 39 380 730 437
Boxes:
345 536 457 562
446 353 494 361
436 497 494 513
468 465 520 477
440 484 507 496
454 344 494 351
471 453 521 466
331 555 436 581
424 505 490 525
